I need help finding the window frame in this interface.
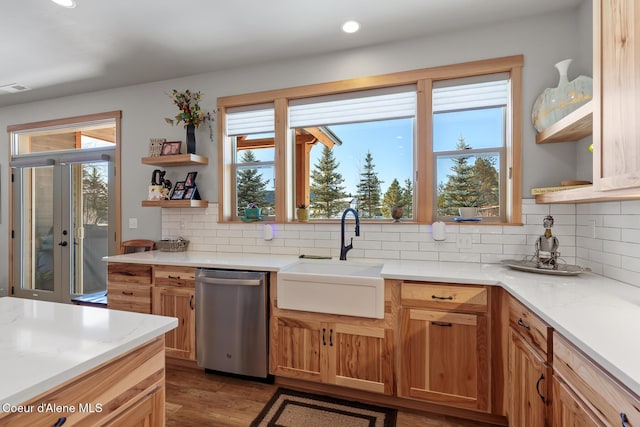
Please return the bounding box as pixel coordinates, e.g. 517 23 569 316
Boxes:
218 55 523 224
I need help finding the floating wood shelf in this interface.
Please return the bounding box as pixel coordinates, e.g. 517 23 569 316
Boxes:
141 200 209 208
535 101 593 144
141 154 208 166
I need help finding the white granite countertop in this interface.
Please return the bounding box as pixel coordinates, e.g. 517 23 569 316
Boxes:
0 297 178 409
103 251 640 397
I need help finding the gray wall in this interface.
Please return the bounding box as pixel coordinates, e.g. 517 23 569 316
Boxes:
0 6 590 295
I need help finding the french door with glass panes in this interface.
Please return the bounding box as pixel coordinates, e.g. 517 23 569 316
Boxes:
12 159 113 302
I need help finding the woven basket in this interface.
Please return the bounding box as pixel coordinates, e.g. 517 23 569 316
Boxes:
156 239 189 252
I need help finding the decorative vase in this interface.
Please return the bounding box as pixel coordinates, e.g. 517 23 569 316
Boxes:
297 208 309 222
531 59 593 133
186 124 196 154
390 206 404 222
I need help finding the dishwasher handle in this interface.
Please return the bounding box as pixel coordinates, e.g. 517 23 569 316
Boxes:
196 276 262 286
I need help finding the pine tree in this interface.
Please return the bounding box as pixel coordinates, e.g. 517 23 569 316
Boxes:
82 165 108 224
401 178 414 218
356 151 383 218
309 145 347 218
381 178 403 218
474 155 500 211
438 137 486 216
236 150 269 215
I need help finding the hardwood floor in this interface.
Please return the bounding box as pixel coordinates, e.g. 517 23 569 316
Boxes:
165 365 498 427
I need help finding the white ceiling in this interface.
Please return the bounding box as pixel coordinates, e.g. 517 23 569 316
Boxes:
1 0 584 108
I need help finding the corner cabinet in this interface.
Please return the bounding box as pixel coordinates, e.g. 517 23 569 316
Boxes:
140 153 209 208
507 295 552 426
398 282 490 412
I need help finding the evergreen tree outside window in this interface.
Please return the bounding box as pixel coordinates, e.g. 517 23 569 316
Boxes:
236 150 271 216
309 146 348 218
356 151 383 218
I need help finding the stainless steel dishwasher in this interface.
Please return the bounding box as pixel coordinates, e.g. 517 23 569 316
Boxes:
195 268 269 379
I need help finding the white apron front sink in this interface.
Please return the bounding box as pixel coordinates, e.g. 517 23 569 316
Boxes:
276 260 384 319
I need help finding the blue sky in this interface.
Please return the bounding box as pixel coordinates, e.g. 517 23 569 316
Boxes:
244 107 503 196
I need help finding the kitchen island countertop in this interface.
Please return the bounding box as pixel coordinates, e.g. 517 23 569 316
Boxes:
0 297 177 409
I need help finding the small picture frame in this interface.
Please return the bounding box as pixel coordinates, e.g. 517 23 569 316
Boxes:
148 138 166 157
183 187 196 200
161 141 181 156
170 181 186 200
184 171 198 187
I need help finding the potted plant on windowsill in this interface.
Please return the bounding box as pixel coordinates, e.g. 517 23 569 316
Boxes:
296 203 309 222
244 202 262 220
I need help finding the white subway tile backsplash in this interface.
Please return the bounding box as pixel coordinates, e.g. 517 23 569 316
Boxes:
162 200 640 288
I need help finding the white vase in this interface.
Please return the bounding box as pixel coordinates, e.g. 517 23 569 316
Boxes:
531 59 593 133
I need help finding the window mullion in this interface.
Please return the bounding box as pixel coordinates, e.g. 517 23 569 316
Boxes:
274 98 289 223
416 79 433 224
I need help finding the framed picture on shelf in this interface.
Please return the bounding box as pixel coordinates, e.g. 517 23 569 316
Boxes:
170 181 185 200
161 141 181 156
148 138 166 157
183 187 196 200
184 171 197 187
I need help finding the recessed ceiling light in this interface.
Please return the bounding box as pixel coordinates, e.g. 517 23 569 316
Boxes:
342 21 360 34
50 0 77 8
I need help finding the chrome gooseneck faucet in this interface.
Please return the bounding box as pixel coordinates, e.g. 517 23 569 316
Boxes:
340 208 360 260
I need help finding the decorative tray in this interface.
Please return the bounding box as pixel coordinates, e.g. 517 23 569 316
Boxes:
501 259 588 276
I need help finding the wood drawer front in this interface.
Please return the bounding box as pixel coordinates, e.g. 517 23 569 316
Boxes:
154 265 196 288
508 297 551 357
108 262 152 284
554 333 640 427
108 283 152 313
401 282 487 312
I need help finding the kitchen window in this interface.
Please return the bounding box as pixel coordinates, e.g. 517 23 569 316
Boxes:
218 55 523 224
433 77 509 222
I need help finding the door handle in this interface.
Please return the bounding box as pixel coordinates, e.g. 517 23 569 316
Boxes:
535 373 546 403
58 241 68 247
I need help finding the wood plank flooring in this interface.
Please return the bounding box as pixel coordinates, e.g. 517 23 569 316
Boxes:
165 365 498 427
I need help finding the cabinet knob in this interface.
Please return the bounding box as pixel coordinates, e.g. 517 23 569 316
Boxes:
517 318 531 330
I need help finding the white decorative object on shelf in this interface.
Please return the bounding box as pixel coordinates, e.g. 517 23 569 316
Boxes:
532 59 593 133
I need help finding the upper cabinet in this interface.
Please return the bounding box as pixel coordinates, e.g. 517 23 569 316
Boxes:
593 0 640 191
537 0 640 203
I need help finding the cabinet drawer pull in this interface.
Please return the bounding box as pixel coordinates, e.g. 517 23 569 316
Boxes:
431 321 453 327
535 373 546 403
122 291 134 296
121 271 135 276
54 416 67 426
621 413 630 427
190 295 194 310
329 329 333 347
322 328 326 346
431 294 453 300
517 318 531 330
168 275 181 280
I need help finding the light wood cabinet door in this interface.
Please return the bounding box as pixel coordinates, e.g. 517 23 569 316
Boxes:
594 0 640 191
271 316 323 382
271 316 394 394
508 329 549 427
551 375 604 427
399 308 489 411
152 286 196 360
328 323 394 395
